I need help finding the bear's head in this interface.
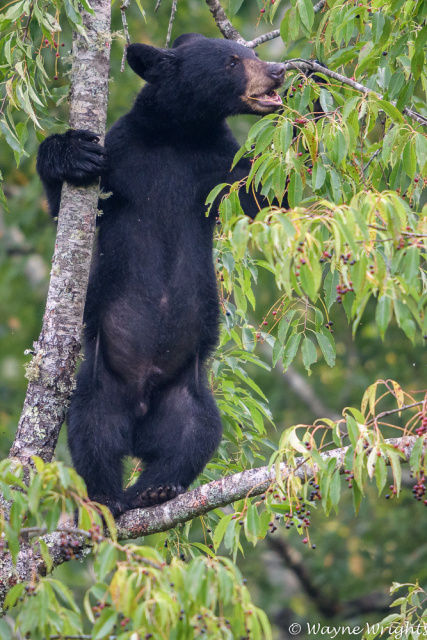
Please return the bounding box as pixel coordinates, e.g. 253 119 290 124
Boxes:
126 33 286 125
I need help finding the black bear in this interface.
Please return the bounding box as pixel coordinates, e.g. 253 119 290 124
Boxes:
37 33 286 516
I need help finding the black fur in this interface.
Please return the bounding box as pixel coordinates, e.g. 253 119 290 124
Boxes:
37 34 286 516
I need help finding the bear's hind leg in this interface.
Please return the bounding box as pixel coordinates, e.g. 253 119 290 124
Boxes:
67 354 132 517
126 364 222 510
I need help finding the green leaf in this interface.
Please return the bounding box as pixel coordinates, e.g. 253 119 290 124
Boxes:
280 120 293 155
375 455 387 495
297 0 314 31
329 470 341 511
376 296 392 339
282 332 302 370
312 161 326 190
319 88 334 113
316 332 335 367
410 437 424 474
272 339 284 367
39 540 53 573
229 0 245 17
94 542 118 580
205 183 228 213
376 98 404 125
4 583 25 609
411 24 427 80
0 118 23 154
372 10 385 44
245 504 261 545
191 541 216 557
324 269 339 310
92 608 118 640
0 621 12 640
213 513 233 551
278 309 297 344
301 337 317 373
415 134 427 170
346 415 360 449
280 7 299 42
288 172 303 207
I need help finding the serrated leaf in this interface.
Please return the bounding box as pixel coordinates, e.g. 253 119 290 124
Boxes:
38 540 53 573
288 171 303 207
302 336 317 373
297 0 314 30
92 608 118 640
283 332 302 369
346 415 360 449
280 120 293 154
213 513 233 551
376 296 392 339
316 332 335 367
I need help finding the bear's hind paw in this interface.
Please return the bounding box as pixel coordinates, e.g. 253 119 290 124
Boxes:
128 484 185 510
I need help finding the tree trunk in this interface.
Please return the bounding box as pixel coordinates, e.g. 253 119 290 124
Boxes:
9 0 111 465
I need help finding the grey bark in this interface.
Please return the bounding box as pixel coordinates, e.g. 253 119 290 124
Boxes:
9 0 111 465
1 0 111 611
0 435 417 611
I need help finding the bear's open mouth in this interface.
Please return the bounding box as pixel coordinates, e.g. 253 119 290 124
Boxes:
250 90 283 107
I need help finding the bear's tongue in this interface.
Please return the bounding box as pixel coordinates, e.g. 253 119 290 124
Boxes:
253 90 282 107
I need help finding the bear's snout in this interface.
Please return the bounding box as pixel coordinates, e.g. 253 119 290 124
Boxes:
267 63 286 82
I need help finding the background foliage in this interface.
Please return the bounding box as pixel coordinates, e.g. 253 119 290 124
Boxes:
1 0 427 638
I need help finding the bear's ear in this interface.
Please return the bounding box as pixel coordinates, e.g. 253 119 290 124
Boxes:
126 43 176 82
172 33 206 48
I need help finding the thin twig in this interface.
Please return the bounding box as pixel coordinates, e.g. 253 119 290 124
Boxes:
282 59 427 128
366 401 424 426
245 29 281 49
245 0 326 48
363 124 393 173
21 1 35 42
165 0 178 48
120 0 131 72
206 0 325 48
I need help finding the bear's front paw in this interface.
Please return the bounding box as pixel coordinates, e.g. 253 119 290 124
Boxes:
128 484 185 510
37 128 107 187
62 129 108 186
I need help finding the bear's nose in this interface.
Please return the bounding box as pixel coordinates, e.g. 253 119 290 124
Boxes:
268 63 286 81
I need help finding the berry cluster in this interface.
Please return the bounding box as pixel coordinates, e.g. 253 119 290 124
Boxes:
288 79 306 100
336 281 354 304
284 503 316 548
59 531 84 561
344 469 354 489
415 416 427 436
42 36 65 80
412 476 426 502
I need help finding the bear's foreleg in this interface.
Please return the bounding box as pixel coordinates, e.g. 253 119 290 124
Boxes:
36 129 107 218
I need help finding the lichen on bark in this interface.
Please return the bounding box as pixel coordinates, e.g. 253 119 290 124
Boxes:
9 0 111 467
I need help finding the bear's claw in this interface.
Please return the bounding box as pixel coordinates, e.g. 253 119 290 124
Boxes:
129 484 185 510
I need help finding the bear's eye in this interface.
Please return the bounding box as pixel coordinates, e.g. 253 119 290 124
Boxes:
228 56 239 69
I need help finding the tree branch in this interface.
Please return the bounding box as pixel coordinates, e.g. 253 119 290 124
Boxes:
205 0 427 127
204 0 246 43
8 0 111 467
0 435 418 609
205 0 326 48
283 59 427 127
